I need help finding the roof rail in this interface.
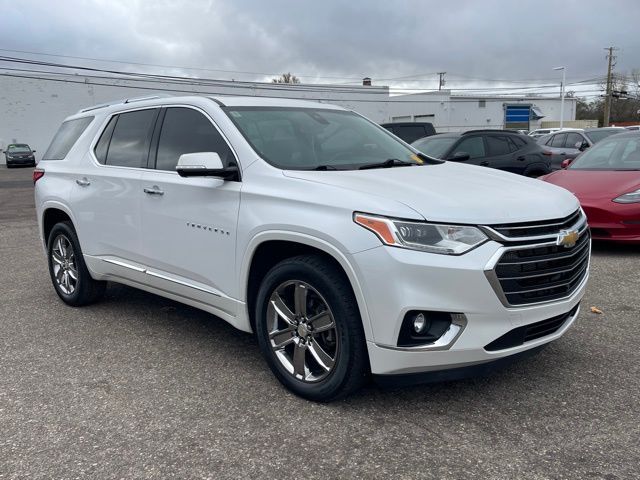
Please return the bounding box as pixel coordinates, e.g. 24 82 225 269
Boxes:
124 94 170 104
462 129 522 135
77 94 172 114
79 101 117 113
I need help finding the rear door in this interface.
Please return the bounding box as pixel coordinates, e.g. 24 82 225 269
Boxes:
139 106 241 315
71 108 159 270
483 134 516 172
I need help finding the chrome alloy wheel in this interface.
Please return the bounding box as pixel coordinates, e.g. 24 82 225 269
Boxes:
266 280 339 382
51 234 78 295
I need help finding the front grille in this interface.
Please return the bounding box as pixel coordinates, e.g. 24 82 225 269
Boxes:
485 304 579 351
492 229 590 306
489 209 581 238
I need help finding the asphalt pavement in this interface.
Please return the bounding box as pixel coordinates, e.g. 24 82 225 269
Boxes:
1 166 638 479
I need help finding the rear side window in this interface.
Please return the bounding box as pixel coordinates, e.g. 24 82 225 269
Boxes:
105 109 158 168
42 117 94 160
485 135 512 156
94 116 117 164
510 136 527 149
155 107 234 171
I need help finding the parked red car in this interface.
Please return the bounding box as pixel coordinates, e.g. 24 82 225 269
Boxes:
541 132 640 243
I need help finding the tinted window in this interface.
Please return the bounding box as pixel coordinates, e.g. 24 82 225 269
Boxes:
510 136 527 149
43 117 94 160
565 133 583 149
453 137 485 159
551 133 566 148
393 125 427 143
106 109 158 168
486 136 512 156
585 129 626 143
155 108 234 171
94 116 117 164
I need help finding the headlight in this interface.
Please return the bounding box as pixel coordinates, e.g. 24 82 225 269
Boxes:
354 213 488 255
613 189 640 204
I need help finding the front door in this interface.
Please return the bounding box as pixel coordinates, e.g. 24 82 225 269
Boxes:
139 106 241 316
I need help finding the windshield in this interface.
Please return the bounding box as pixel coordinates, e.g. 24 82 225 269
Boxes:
584 129 625 144
223 107 428 170
411 136 458 159
570 135 640 170
7 145 31 153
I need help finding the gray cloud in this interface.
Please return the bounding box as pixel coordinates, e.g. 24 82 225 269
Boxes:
1 0 639 91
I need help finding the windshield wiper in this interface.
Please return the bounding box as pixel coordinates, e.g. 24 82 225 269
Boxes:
313 165 339 170
358 158 417 170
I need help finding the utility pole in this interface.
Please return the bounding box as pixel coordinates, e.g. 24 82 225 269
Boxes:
603 46 618 127
437 72 446 91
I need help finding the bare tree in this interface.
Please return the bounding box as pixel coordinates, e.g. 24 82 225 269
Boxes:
272 72 300 84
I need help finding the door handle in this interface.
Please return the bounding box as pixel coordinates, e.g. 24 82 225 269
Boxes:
480 161 489 166
143 186 164 195
76 177 90 187
516 156 526 161
560 152 566 155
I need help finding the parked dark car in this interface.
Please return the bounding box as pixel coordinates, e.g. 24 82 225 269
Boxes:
3 143 36 168
411 129 551 177
381 122 436 143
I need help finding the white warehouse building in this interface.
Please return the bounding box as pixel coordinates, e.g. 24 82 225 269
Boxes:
0 72 575 164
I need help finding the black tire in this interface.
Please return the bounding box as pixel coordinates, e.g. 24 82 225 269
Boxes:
255 255 369 402
47 221 106 306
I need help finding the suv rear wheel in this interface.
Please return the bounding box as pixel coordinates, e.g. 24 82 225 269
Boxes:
255 255 368 401
47 222 106 306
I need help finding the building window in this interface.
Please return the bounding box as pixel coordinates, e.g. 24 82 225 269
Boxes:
478 100 486 108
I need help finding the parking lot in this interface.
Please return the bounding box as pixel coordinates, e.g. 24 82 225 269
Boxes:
0 165 638 479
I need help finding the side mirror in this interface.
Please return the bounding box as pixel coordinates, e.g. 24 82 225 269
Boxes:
579 141 589 152
176 152 238 180
448 152 471 162
561 158 573 169
31 150 36 153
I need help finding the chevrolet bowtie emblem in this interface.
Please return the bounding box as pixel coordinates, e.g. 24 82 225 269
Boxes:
557 229 579 248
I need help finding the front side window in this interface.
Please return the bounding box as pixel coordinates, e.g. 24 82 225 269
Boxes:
105 109 158 168
155 108 234 171
453 136 485 159
43 116 94 160
224 107 424 170
550 133 566 148
412 136 457 159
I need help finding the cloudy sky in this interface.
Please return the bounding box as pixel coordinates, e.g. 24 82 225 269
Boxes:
1 0 639 96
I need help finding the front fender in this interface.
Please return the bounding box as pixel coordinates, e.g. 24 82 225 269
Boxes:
238 230 374 341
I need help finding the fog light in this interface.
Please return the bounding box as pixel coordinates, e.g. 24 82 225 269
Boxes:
413 313 427 333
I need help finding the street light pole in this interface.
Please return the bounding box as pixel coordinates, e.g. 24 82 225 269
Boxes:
553 66 566 129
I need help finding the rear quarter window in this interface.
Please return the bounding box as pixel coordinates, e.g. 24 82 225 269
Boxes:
42 116 94 160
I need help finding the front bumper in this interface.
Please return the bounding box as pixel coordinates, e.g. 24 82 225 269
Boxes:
6 157 36 166
582 202 640 242
351 240 588 376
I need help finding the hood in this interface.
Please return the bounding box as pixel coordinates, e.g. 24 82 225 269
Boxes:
543 169 640 202
283 162 579 225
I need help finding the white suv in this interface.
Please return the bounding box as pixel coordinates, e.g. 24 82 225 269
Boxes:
35 95 590 401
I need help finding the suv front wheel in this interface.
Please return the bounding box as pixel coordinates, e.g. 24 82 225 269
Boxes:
47 221 106 306
255 255 368 401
